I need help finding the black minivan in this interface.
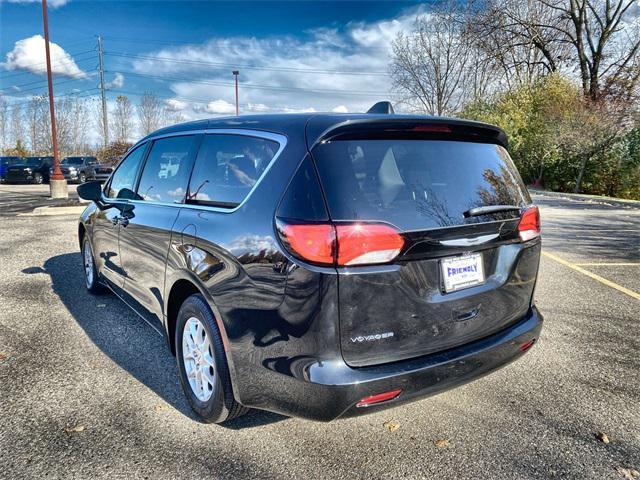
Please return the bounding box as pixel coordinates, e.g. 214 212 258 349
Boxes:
77 112 542 423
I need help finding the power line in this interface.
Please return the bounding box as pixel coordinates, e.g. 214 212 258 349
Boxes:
109 88 374 113
1 70 98 95
108 69 394 97
0 51 98 80
1 57 98 89
101 35 393 53
6 88 100 108
105 51 390 76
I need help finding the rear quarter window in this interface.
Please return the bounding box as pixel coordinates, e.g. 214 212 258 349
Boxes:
312 139 530 231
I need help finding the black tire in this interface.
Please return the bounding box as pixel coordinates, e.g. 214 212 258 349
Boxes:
79 172 87 183
175 294 248 423
33 173 43 184
82 236 106 294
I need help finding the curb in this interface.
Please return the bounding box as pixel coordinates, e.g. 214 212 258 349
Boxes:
19 205 87 216
529 188 640 208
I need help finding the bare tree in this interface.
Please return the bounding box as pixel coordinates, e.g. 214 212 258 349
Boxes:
112 95 133 143
137 92 163 135
473 0 640 101
26 95 50 154
390 5 472 115
9 103 24 152
70 98 91 153
0 96 8 153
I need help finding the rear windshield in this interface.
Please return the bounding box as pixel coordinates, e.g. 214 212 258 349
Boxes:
312 139 530 231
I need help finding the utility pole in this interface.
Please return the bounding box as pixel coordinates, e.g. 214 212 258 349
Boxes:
41 0 67 199
232 70 239 116
97 36 109 147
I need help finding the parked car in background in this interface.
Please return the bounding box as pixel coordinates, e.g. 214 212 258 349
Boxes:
91 163 114 183
5 156 53 184
54 156 99 183
77 109 542 424
0 156 22 183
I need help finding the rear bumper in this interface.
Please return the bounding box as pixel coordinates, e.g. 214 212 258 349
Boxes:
241 306 543 421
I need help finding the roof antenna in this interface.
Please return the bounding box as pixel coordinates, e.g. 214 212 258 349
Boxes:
367 101 395 114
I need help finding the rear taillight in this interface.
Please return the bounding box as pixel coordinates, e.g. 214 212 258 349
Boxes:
278 221 405 267
281 223 336 265
518 206 540 241
336 224 404 265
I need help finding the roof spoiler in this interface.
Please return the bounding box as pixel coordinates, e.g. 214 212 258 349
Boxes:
366 101 395 114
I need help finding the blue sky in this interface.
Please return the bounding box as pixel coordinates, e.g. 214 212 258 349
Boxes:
0 0 428 122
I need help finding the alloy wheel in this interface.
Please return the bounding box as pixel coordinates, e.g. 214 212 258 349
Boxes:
182 317 216 402
83 240 94 288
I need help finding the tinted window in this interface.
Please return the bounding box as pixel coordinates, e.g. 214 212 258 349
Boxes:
62 157 84 165
136 135 198 203
277 156 328 221
187 134 279 207
107 144 146 199
25 158 42 166
1 157 20 165
312 140 530 231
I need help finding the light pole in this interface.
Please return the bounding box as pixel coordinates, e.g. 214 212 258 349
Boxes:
232 70 239 116
41 0 67 199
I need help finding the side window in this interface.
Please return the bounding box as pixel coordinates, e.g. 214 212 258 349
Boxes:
187 134 279 207
136 135 198 203
107 144 147 199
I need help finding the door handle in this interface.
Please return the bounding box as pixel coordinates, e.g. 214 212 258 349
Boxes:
112 216 129 227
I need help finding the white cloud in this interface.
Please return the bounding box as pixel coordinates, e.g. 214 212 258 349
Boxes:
204 99 235 115
106 72 124 89
127 7 428 116
1 35 87 79
245 102 269 112
5 0 69 7
165 98 188 111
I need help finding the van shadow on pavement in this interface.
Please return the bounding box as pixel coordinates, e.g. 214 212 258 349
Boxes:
24 252 286 430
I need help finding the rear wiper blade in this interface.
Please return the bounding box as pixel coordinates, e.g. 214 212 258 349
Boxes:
464 205 521 218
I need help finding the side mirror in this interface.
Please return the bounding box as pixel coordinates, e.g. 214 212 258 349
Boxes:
77 180 103 202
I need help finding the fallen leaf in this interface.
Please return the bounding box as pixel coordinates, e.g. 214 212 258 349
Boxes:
616 467 640 479
596 432 610 444
433 438 450 448
64 425 85 434
0 352 9 360
383 420 400 432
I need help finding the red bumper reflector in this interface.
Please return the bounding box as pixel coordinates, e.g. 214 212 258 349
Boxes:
519 338 537 352
356 389 402 407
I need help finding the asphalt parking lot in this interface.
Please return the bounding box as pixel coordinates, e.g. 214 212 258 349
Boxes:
0 186 638 479
0 183 80 216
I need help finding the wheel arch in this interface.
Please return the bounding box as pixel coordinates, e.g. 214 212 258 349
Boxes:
164 274 231 357
78 222 86 250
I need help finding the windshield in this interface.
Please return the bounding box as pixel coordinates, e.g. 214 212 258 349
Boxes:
62 157 84 165
312 139 531 231
25 158 42 167
0 157 20 166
